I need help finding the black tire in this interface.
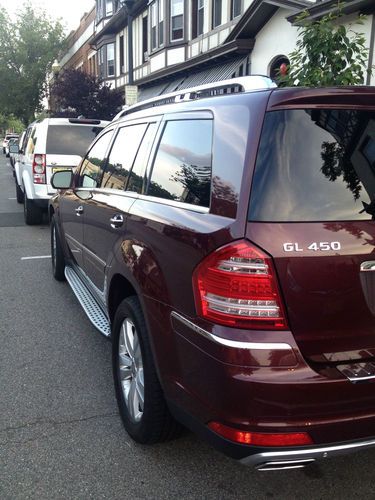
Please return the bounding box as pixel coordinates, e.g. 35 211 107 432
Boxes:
112 296 182 444
16 181 24 204
24 194 43 225
51 215 66 281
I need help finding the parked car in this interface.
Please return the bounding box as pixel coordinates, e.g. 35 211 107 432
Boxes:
3 133 19 155
49 78 375 470
14 117 108 224
8 135 22 172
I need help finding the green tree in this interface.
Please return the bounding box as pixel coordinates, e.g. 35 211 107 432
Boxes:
0 113 24 135
0 2 65 124
50 68 124 120
279 3 370 86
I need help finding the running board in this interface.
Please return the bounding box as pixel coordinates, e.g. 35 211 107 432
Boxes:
65 266 111 337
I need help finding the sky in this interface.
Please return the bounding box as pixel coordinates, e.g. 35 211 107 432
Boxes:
0 0 95 33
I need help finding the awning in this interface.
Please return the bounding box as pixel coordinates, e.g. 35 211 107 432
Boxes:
138 55 249 102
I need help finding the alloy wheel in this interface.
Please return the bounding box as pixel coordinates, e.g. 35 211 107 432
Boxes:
118 318 145 422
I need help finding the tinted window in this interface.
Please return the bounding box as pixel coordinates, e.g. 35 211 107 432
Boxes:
249 109 375 222
46 125 104 156
148 119 212 207
79 132 113 188
127 123 157 193
101 124 147 190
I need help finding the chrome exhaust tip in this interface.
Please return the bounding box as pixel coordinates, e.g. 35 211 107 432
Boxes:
256 458 316 471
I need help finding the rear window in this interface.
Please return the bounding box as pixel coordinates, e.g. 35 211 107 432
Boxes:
249 109 375 222
46 125 103 156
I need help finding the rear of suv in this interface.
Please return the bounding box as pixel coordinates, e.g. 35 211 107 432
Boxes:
49 78 375 470
3 133 19 155
15 117 108 224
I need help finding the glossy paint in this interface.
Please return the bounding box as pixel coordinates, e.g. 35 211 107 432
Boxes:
52 86 375 458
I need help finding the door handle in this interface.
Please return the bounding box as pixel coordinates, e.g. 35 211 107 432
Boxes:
110 214 124 228
361 262 375 272
75 206 84 216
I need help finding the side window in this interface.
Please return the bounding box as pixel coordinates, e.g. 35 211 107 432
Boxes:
148 119 212 207
26 128 36 155
101 124 147 190
127 123 157 193
79 131 113 188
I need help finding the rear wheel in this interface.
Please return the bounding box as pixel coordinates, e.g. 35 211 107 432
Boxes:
112 296 182 444
15 182 24 204
51 215 66 281
24 194 43 225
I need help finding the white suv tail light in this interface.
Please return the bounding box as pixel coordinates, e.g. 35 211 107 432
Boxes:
32 154 46 184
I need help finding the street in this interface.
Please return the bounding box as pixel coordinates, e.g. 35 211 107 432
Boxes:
0 153 375 499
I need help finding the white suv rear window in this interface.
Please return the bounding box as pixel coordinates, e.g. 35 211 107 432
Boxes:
46 125 103 156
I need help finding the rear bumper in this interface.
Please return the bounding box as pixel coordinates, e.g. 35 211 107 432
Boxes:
241 437 375 470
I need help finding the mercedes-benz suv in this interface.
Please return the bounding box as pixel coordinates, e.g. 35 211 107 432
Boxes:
49 77 375 470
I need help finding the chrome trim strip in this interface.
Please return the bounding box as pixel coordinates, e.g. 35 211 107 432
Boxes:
347 374 375 382
360 261 375 271
241 437 375 468
171 311 292 350
66 234 106 268
136 195 210 214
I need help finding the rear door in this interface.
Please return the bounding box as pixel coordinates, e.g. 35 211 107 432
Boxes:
81 121 157 291
247 107 375 363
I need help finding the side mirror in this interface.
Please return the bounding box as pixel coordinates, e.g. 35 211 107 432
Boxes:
9 143 19 154
51 170 73 189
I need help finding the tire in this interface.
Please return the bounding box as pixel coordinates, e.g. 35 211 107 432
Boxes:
24 194 43 225
16 181 24 204
112 296 182 444
51 215 66 281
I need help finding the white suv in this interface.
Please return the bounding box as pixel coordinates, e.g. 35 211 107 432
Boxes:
15 118 108 224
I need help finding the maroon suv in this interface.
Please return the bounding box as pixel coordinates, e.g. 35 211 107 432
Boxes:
49 78 375 470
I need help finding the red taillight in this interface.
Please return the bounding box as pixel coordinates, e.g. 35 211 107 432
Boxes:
32 154 46 184
192 240 288 330
208 422 313 446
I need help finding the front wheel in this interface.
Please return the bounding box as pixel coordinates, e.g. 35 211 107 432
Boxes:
112 296 182 444
51 215 66 281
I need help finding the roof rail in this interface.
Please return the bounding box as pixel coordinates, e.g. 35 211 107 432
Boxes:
115 75 276 119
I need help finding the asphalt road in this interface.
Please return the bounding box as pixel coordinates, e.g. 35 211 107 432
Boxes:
1 153 375 499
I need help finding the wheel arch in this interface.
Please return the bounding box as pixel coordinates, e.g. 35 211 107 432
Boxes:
107 273 138 324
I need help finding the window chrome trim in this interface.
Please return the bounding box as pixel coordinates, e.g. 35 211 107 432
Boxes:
171 311 292 350
137 194 210 213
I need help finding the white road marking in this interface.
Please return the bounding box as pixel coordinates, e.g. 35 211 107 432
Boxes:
21 255 51 260
8 197 16 200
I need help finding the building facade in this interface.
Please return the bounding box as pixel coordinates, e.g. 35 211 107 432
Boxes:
58 0 375 103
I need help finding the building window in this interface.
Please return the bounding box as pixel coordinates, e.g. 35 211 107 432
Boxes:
143 16 148 61
171 0 184 41
269 55 290 81
107 43 115 77
106 0 113 16
158 0 164 45
150 0 164 51
212 0 221 28
120 35 124 74
98 46 105 78
230 0 241 19
192 0 204 38
98 43 116 79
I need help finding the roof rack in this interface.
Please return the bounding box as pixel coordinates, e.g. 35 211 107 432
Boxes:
115 75 276 119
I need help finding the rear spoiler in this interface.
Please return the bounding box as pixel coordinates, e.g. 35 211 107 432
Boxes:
68 118 101 125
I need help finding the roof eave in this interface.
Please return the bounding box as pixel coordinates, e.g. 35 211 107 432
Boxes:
135 39 254 86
